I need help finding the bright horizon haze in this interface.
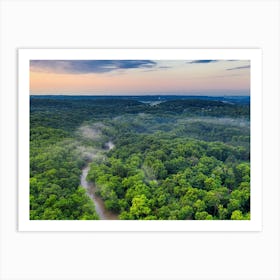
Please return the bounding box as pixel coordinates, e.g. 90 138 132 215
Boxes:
30 60 250 96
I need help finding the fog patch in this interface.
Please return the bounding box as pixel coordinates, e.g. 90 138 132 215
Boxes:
177 117 250 128
78 123 105 140
104 141 115 150
138 100 166 106
75 145 104 161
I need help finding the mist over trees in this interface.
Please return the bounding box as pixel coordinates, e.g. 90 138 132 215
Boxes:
30 96 250 220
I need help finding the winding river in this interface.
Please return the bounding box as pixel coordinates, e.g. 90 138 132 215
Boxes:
80 142 119 220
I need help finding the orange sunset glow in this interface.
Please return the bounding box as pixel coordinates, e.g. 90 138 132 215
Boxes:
30 60 250 95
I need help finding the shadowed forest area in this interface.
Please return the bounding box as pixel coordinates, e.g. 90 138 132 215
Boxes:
30 96 250 220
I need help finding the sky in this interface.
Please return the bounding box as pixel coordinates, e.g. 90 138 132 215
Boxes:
30 60 250 96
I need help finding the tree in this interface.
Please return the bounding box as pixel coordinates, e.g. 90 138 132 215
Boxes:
129 194 151 219
193 199 206 212
204 190 220 215
231 210 244 220
204 176 221 191
195 211 213 220
218 205 228 219
227 198 242 214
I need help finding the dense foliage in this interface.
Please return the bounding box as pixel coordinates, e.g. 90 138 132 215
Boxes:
30 96 250 220
30 119 99 220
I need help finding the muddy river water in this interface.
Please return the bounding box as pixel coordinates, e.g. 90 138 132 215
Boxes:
80 142 119 220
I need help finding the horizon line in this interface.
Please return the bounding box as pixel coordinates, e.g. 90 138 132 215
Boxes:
30 93 250 97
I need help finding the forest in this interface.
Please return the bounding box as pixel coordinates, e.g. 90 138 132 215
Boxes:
30 95 250 220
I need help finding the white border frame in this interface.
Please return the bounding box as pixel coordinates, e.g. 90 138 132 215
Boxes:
18 48 262 231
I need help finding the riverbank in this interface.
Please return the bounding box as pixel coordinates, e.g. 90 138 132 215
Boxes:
81 165 119 220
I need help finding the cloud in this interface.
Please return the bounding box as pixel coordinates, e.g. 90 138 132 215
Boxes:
140 65 172 72
226 65 250 71
30 60 157 74
187 60 218 64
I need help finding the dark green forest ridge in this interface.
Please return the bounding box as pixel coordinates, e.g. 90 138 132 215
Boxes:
30 96 250 220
